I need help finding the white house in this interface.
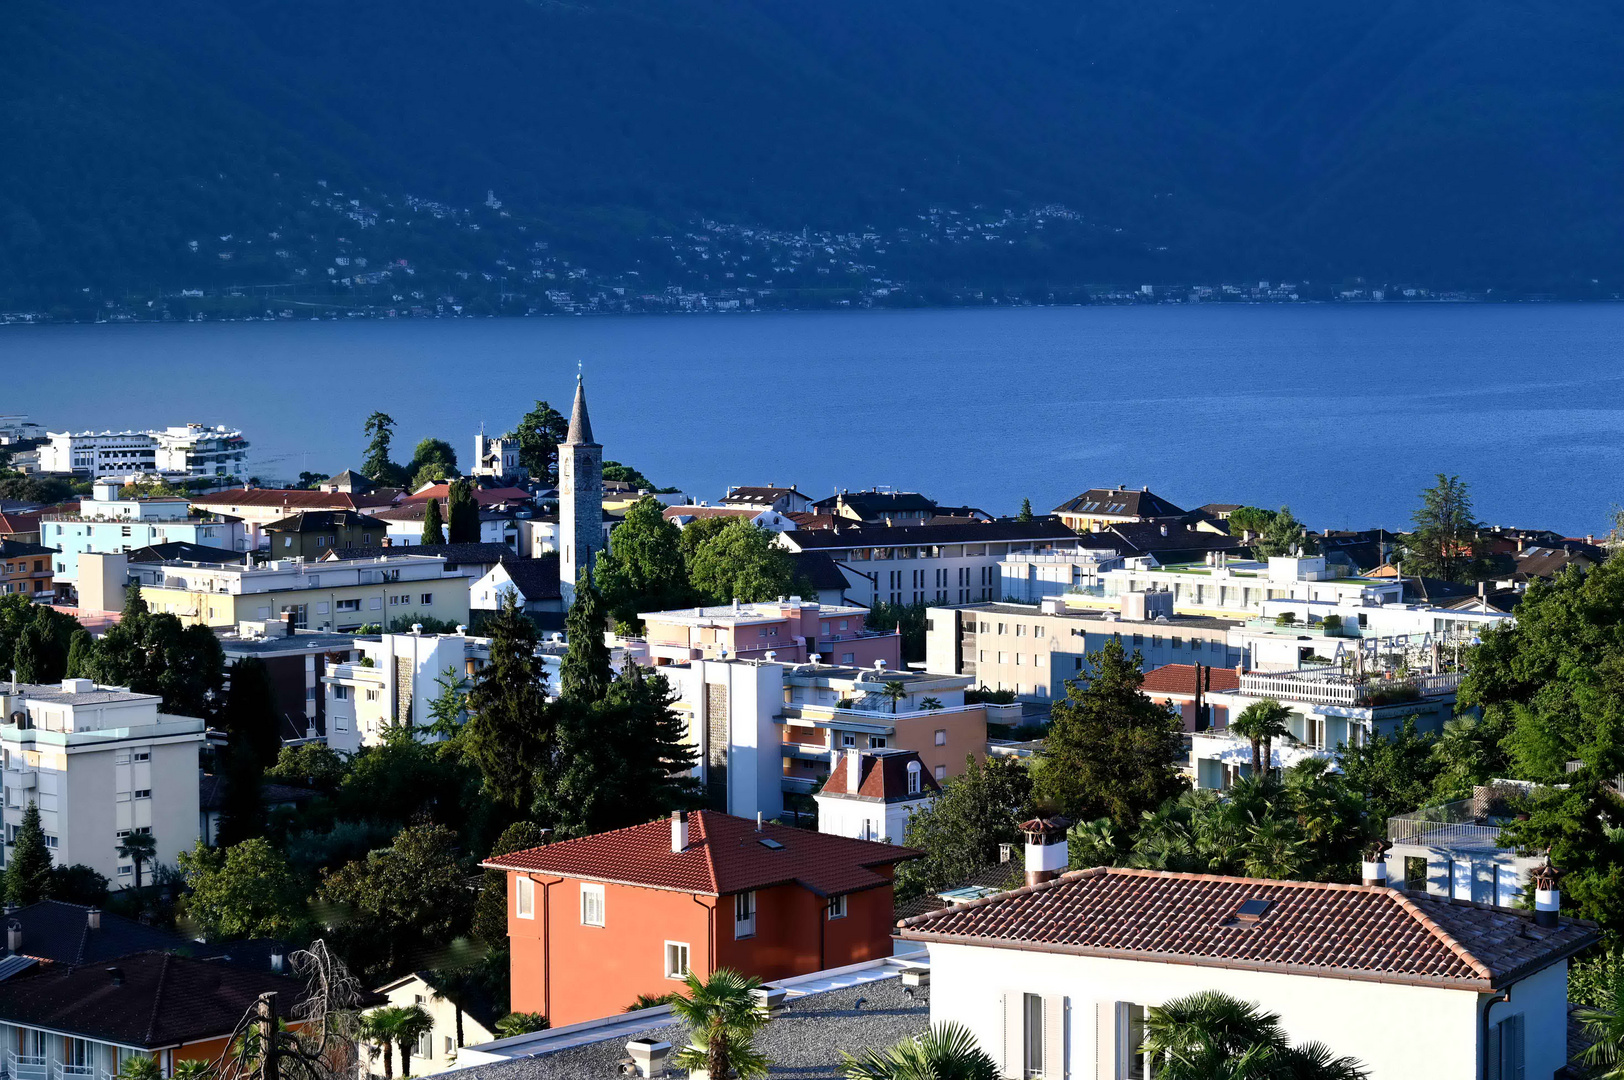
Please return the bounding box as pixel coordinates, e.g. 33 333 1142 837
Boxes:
323 631 480 753
369 971 502 1077
38 425 249 479
40 480 248 587
899 836 1593 1080
814 747 940 843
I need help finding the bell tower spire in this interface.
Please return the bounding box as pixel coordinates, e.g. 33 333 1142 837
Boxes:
558 371 603 607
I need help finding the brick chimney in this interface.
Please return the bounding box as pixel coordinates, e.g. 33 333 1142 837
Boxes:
670 810 689 854
1020 816 1071 886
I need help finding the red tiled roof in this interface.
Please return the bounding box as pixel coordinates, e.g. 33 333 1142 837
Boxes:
483 810 920 898
786 512 838 530
897 867 1596 990
1140 663 1241 697
192 488 397 512
0 511 44 535
402 484 530 507
663 506 759 521
819 750 942 803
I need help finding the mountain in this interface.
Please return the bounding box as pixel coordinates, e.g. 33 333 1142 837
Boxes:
4 0 1623 313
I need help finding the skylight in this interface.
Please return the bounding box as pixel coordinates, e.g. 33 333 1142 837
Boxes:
758 838 784 850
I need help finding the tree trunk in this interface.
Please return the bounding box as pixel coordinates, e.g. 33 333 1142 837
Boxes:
1249 738 1262 778
1263 736 1274 775
708 1023 728 1080
382 1043 394 1080
256 994 279 1080
398 1041 411 1080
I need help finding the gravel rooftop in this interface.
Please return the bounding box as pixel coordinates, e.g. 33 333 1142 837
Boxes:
451 977 928 1080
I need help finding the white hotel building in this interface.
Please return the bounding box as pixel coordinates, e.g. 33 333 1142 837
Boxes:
39 424 249 479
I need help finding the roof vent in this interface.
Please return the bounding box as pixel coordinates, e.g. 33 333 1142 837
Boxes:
106 966 124 986
1234 898 1274 924
87 908 101 931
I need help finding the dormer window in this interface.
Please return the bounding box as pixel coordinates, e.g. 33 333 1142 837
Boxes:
907 763 922 795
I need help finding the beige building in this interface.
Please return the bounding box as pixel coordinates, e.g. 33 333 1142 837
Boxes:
368 972 501 1077
136 552 469 632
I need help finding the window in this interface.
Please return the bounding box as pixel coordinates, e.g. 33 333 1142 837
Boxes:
415 1030 431 1059
841 732 857 748
369 597 383 610
43 834 58 849
664 942 690 980
337 599 361 613
1023 994 1044 1078
133 750 150 762
444 1036 455 1057
333 686 348 700
1126 1003 1156 1079
870 736 887 749
907 765 922 795
365 689 380 702
421 593 433 606
935 765 947 781
580 882 604 926
516 876 535 919
115 753 131 765
826 894 847 920
1034 626 1044 639
133 790 151 800
734 891 756 939
934 729 947 746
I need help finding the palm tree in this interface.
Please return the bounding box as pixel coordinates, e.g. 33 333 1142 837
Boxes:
919 697 944 711
880 681 908 714
169 1061 214 1080
115 1056 162 1080
494 1011 550 1037
842 1022 997 1080
1577 973 1624 1078
361 1007 408 1080
669 968 770 1080
116 830 157 891
1229 699 1293 778
393 1005 433 1078
1141 990 1367 1079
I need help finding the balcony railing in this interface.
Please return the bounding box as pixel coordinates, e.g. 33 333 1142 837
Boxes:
1388 800 1511 851
1239 670 1466 708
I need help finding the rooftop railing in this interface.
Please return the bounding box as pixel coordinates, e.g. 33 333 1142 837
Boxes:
1387 799 1511 851
1238 669 1465 708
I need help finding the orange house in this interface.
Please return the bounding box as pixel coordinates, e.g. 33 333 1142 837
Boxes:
0 540 54 600
484 810 920 1027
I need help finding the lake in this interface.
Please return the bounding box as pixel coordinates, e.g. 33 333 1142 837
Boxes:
4 303 1622 535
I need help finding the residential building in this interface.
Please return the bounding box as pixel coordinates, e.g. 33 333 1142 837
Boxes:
370 501 526 550
924 600 1244 702
1139 662 1243 731
38 425 249 479
387 542 513 582
0 900 212 965
997 549 1124 602
324 629 485 752
0 950 329 1078
135 551 468 632
811 489 937 526
719 485 816 514
471 429 527 482
0 508 50 546
0 417 45 446
319 469 373 494
483 809 919 1026
661 505 798 531
1086 553 1405 618
786 551 848 608
1384 781 1548 907
1232 595 1506 673
1051 484 1186 532
899 854 1592 1080
0 679 205 886
189 487 399 549
40 481 247 587
0 541 54 600
369 971 501 1077
216 621 360 741
778 520 1088 608
558 376 603 607
469 555 563 626
658 658 1007 822
814 748 941 843
641 597 899 668
264 510 388 559
1089 519 1250 563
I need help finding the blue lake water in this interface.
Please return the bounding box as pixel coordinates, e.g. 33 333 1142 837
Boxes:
3 303 1622 534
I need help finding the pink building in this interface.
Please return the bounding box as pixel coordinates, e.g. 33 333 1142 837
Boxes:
640 598 900 669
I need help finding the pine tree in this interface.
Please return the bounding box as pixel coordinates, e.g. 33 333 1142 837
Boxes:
446 479 480 543
64 630 95 679
215 735 266 846
559 567 612 704
122 581 149 619
11 624 44 683
6 801 53 904
362 412 397 483
221 658 283 768
463 592 552 810
1017 498 1034 522
421 497 446 545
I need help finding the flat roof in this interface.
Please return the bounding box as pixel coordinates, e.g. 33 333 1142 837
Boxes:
955 602 1242 632
217 631 362 655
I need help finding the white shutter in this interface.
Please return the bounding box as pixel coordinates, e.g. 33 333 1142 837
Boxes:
1003 992 1025 1080
1095 1002 1118 1080
1043 995 1067 1079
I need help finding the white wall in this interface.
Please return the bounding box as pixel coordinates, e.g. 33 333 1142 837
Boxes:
925 940 1548 1080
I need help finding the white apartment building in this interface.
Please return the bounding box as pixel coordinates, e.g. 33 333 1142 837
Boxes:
0 416 45 445
1384 781 1546 908
1080 553 1405 618
323 630 487 753
0 679 204 886
40 481 247 585
997 550 1124 603
779 521 1088 608
39 425 248 478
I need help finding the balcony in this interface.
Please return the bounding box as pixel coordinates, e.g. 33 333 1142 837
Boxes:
9 1052 46 1080
1238 670 1465 709
1243 618 1359 638
1388 800 1511 852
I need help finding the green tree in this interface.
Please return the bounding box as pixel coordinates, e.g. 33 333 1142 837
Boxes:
420 497 446 545
1016 498 1033 523
266 742 349 792
676 515 733 564
1229 699 1293 778
393 1006 434 1078
221 658 283 768
319 823 476 982
424 668 470 741
669 968 770 1080
1226 506 1277 539
462 592 552 810
411 462 452 491
48 864 109 906
687 519 798 605
895 756 1032 900
116 830 157 891
602 461 668 492
215 735 267 846
409 437 459 478
92 612 224 718
866 602 927 664
1251 505 1316 559
842 1023 998 1080
177 838 310 941
115 1055 161 1080
473 821 550 949
1405 473 1483 583
360 1008 406 1080
594 496 692 633
446 480 479 544
1337 717 1440 821
1034 638 1184 827
296 471 330 490
511 401 568 485
494 1012 550 1038
11 622 45 683
362 412 398 484
64 629 95 679
1576 971 1624 1079
5 801 52 904
558 567 612 704
880 680 907 714
1141 990 1367 1079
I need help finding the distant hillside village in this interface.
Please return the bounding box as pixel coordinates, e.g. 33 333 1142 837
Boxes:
0 395 1616 1080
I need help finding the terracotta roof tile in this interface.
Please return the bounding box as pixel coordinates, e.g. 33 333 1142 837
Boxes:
897 867 1596 990
483 810 919 898
1140 663 1241 696
819 750 942 803
193 488 397 512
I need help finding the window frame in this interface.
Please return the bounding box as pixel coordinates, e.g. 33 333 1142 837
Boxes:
580 882 605 927
515 876 535 919
664 941 691 980
826 894 848 920
733 891 756 939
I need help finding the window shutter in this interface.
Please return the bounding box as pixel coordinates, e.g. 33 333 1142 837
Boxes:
1509 1015 1525 1080
1094 1002 1118 1080
1043 995 1067 1079
1485 1019 1501 1080
1003 992 1025 1080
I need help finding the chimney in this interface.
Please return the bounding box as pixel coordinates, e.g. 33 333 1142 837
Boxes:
6 920 19 952
1533 862 1561 928
999 843 1014 864
87 908 101 931
1020 816 1071 886
846 748 862 791
671 810 689 854
271 948 286 974
1361 842 1389 887
1159 524 1168 537
284 610 296 637
106 966 124 986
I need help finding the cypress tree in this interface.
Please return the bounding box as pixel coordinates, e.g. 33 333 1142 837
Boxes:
215 735 266 846
446 480 479 544
463 592 552 810
6 802 53 904
421 497 446 545
221 658 283 768
11 624 44 683
64 630 95 679
559 567 612 704
122 581 149 619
